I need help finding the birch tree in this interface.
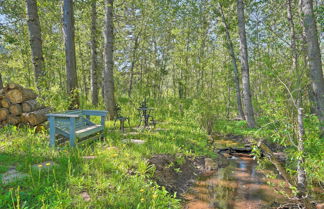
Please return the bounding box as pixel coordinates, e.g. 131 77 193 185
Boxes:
104 0 116 119
90 0 98 106
301 0 324 136
218 2 245 120
63 0 79 109
25 0 45 89
0 73 3 90
236 0 256 128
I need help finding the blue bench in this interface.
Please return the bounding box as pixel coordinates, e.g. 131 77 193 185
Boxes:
46 110 108 147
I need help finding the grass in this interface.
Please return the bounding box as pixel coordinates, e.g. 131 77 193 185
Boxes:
0 114 215 208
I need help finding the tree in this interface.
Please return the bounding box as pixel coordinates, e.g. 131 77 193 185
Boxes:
236 0 256 128
0 73 3 90
287 0 307 197
90 0 98 106
25 0 45 89
218 2 245 120
301 0 324 136
104 0 116 119
63 0 79 109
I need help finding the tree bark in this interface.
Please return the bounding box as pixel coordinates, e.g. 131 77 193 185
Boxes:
0 73 3 90
26 0 45 90
236 0 256 128
8 115 21 125
63 0 79 109
128 34 139 98
301 0 324 136
218 3 245 120
297 108 307 197
104 0 116 119
22 99 44 113
90 0 99 106
21 107 51 126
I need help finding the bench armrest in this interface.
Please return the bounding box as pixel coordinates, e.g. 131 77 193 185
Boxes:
82 110 108 116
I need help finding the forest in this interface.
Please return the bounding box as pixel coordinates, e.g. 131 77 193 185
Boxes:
0 0 323 208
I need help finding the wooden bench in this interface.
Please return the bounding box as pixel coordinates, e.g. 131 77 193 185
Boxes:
46 110 108 147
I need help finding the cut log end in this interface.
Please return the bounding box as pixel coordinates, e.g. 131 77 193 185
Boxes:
6 88 37 104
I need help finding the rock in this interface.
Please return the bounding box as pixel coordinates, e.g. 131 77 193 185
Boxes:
82 156 97 160
204 158 218 171
123 132 140 136
154 128 168 132
80 191 91 202
122 139 145 144
32 161 55 171
1 167 29 184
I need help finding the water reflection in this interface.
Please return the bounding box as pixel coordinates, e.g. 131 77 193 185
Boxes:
184 157 286 209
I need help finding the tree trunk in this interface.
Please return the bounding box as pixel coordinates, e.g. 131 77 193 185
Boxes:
297 108 307 197
236 0 256 128
287 0 298 73
301 0 324 136
63 0 79 109
128 34 139 98
103 0 116 119
25 0 45 90
219 3 245 120
0 73 3 90
90 0 99 106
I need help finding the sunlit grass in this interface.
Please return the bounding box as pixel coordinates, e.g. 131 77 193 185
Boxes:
0 113 214 208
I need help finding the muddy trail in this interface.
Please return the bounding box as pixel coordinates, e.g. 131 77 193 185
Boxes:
149 136 323 209
183 154 286 209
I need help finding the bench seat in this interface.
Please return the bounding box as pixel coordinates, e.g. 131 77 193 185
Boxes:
76 125 103 138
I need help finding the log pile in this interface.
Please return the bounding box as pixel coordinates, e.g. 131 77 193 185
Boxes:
0 83 50 126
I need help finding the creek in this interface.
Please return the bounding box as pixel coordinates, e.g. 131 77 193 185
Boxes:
183 139 288 209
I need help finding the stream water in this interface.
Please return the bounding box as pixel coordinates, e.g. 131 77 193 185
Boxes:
184 155 287 209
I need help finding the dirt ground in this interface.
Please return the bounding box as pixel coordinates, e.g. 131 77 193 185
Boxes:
148 154 228 196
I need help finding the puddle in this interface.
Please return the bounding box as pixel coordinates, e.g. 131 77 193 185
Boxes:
183 156 287 209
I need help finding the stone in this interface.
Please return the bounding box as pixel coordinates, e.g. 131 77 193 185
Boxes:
204 158 218 171
80 191 91 202
122 139 145 144
1 168 29 184
123 132 140 136
32 161 56 171
82 156 97 160
154 128 167 132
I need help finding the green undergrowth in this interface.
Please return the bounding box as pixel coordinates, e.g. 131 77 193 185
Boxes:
0 113 215 208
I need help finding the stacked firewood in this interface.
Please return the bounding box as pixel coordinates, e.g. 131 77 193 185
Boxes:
0 83 51 126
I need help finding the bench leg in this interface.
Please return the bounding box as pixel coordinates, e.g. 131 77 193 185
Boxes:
49 116 56 147
120 120 125 132
127 118 131 129
69 117 76 147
